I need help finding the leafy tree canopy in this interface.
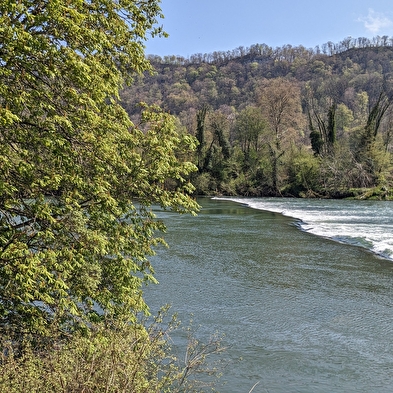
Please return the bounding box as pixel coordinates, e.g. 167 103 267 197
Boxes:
0 0 199 342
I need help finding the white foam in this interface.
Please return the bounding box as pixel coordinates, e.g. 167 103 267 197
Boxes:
214 197 393 261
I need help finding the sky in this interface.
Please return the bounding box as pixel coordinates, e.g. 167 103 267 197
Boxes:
144 0 393 57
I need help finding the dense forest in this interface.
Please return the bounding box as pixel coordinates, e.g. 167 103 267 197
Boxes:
122 35 393 198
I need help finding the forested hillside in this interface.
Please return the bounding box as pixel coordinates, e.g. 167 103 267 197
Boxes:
122 36 393 198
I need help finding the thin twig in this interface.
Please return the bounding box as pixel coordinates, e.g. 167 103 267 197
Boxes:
249 380 260 393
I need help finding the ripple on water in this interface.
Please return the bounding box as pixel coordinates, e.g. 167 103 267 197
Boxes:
147 198 393 393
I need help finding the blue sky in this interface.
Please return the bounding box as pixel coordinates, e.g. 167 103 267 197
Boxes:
145 0 393 57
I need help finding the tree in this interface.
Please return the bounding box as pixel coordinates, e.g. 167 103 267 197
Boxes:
257 78 304 194
201 110 231 181
356 90 392 185
309 102 337 155
195 104 208 171
336 103 355 134
305 79 341 156
234 106 267 157
0 0 199 344
360 91 391 152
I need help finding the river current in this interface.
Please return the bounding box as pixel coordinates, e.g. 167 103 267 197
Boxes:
145 197 393 392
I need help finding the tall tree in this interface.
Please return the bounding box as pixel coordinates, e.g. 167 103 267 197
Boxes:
196 104 209 171
356 90 392 185
361 91 391 151
305 80 338 156
234 106 267 157
311 102 337 155
201 110 231 181
257 78 304 194
0 0 198 343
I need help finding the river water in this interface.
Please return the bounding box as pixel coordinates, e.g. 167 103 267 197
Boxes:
145 197 393 393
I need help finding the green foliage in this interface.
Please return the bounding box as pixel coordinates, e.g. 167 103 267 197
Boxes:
359 91 391 151
327 103 337 147
336 103 354 132
0 0 198 343
309 126 324 156
191 173 216 195
352 90 393 186
257 78 304 193
0 3 228 391
121 40 393 197
308 101 337 156
234 106 267 158
284 147 321 196
196 105 208 171
211 117 231 161
0 308 225 392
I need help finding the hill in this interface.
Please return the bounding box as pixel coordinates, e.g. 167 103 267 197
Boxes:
121 37 393 198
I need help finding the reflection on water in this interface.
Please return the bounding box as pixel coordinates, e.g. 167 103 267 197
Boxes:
145 198 393 393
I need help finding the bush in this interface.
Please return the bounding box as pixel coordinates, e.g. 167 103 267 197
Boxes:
0 309 225 393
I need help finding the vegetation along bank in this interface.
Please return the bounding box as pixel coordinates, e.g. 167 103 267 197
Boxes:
122 36 393 199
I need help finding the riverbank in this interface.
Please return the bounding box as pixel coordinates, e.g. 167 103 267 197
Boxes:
194 185 393 200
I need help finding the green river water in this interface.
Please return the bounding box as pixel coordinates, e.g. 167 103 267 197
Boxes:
145 198 393 392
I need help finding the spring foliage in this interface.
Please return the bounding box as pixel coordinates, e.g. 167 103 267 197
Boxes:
0 0 199 342
0 309 225 392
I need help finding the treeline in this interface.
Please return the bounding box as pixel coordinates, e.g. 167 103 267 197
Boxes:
146 35 393 66
121 37 393 198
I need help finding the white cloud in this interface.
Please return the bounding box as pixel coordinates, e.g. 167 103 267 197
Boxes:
358 8 392 34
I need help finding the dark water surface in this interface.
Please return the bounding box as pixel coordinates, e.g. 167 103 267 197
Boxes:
145 198 393 392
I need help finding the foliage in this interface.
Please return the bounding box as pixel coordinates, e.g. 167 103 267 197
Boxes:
124 39 393 198
0 0 199 344
284 147 321 197
196 105 208 171
234 106 267 158
256 78 304 193
0 308 225 392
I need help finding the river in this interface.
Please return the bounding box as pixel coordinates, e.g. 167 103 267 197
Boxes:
145 197 393 392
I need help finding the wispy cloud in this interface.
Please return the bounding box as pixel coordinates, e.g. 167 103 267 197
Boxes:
358 9 392 34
